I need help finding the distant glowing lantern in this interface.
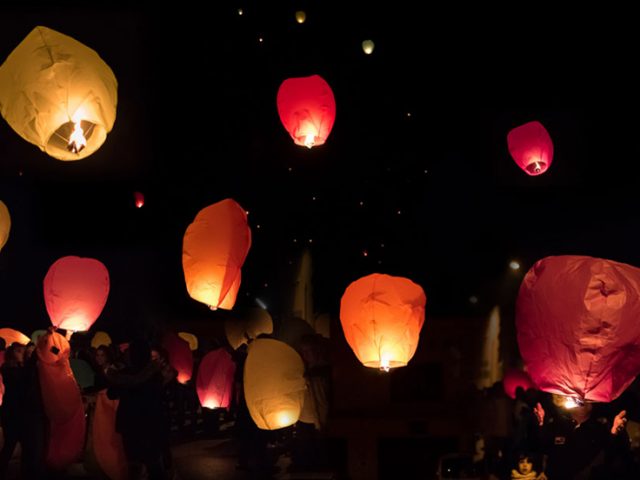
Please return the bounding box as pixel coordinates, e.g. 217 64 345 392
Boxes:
340 273 426 371
91 331 112 349
362 40 375 54
517 255 640 403
295 11 306 23
37 331 85 469
134 191 144 208
276 75 336 148
182 199 251 310
225 307 274 350
503 368 535 399
162 332 194 384
44 256 110 332
0 200 10 251
196 348 236 409
244 339 306 430
178 332 199 351
0 328 30 346
507 121 553 176
93 390 127 480
0 26 117 161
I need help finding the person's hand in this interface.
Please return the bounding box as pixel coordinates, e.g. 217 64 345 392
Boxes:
534 402 545 426
611 409 627 435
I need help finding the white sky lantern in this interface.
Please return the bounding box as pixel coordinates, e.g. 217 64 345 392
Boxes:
0 26 117 161
362 39 375 55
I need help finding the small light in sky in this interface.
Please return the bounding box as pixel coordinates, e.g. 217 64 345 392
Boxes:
359 201 364 206
293 238 297 243
397 210 402 215
469 295 479 304
258 37 263 43
362 39 375 55
295 10 306 23
288 167 293 172
256 298 267 310
312 196 316 201
377 260 382 265
407 112 412 117
510 261 521 271
18 171 23 176
238 8 243 15
380 243 385 248
264 283 268 288
256 224 261 229
424 169 428 174
363 250 368 257
308 238 313 244
245 210 250 215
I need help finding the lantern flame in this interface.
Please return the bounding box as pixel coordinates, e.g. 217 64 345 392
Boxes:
379 354 391 372
202 399 219 409
304 134 316 148
533 161 542 173
209 305 218 311
563 396 585 409
67 120 87 154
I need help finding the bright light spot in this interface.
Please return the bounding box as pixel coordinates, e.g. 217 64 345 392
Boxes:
68 120 87 154
295 10 306 23
258 37 263 43
209 305 218 311
397 210 402 215
362 39 375 54
238 8 243 15
380 243 385 248
308 238 313 244
379 354 391 372
276 411 294 427
424 169 428 174
293 238 297 243
359 201 364 206
407 112 412 117
203 399 219 409
288 167 293 172
256 298 267 310
245 210 250 215
304 133 316 148
564 397 584 409
256 224 261 229
312 196 316 201
363 250 368 257
469 295 478 304
264 283 268 288
510 261 521 271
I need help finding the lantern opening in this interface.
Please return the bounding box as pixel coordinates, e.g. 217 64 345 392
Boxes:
303 133 316 148
363 359 408 371
563 396 585 409
67 120 87 153
526 159 546 175
50 120 98 156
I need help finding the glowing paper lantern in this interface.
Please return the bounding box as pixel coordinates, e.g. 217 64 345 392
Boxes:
196 348 236 409
91 331 112 349
225 307 274 350
244 339 306 430
362 39 375 54
93 390 127 480
340 273 426 371
178 332 199 351
507 121 553 176
219 270 241 310
44 255 110 331
276 75 336 148
162 332 193 384
0 26 117 161
36 331 85 469
517 255 640 403
0 200 10 251
0 327 30 346
295 11 306 23
503 368 535 399
182 199 251 310
134 191 144 208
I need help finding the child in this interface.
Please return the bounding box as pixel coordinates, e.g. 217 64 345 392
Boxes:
511 453 546 480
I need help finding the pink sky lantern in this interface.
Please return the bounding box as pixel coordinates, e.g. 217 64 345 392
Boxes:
503 368 535 399
277 74 336 148
196 348 236 409
507 121 554 176
44 256 110 332
162 332 193 384
517 255 640 404
134 191 144 208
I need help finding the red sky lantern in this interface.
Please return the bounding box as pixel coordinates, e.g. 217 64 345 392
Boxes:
517 255 640 404
183 199 251 310
277 74 336 148
162 332 194 384
340 273 426 371
507 120 554 176
503 367 535 399
44 256 110 332
196 348 236 409
134 191 144 208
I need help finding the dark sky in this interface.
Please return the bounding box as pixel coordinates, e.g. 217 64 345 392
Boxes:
2 3 640 339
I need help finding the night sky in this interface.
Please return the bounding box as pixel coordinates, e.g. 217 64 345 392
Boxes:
2 3 640 341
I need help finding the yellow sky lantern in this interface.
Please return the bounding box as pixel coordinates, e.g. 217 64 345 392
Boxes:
178 332 199 351
0 201 10 252
362 39 375 54
91 331 112 349
0 26 117 161
0 328 30 346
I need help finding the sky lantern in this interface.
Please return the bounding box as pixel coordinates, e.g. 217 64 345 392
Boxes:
362 39 375 54
91 331 112 349
225 307 274 350
134 191 144 208
244 338 306 430
182 198 251 310
0 26 117 161
196 348 236 409
517 255 640 405
276 74 336 148
44 255 110 332
36 330 86 469
0 200 10 251
340 273 426 371
162 332 194 384
178 331 199 351
295 11 306 23
507 120 554 176
92 390 127 480
503 368 536 399
0 327 30 346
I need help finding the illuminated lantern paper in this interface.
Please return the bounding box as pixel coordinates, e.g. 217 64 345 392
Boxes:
37 331 85 469
91 331 112 349
503 368 535 399
362 40 375 54
0 328 30 346
276 75 336 148
44 255 110 331
517 255 640 403
340 273 426 371
219 270 241 310
0 200 10 251
93 390 127 480
196 348 236 409
225 307 274 350
0 26 117 161
178 332 198 351
507 121 553 176
182 199 251 310
134 191 144 208
295 11 306 23
244 339 306 430
162 332 193 384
